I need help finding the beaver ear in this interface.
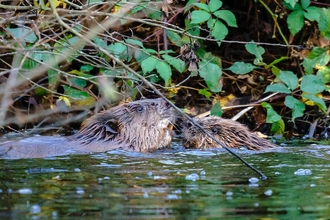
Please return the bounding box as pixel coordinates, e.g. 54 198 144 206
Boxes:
104 119 119 134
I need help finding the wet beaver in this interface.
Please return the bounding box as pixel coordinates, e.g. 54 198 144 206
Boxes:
0 98 176 159
182 116 277 150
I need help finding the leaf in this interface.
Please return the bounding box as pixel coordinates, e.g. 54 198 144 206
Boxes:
93 37 107 49
279 70 298 90
302 93 326 112
316 66 330 83
191 10 211 24
107 42 128 60
284 95 305 121
208 0 223 12
62 85 95 106
213 10 237 27
264 83 291 94
141 56 158 74
271 119 285 136
245 42 265 61
198 88 212 99
226 62 257 74
287 9 304 36
304 6 320 22
6 27 37 43
300 0 310 9
283 0 298 9
162 54 185 73
166 30 183 46
210 101 223 116
318 8 330 39
155 61 172 86
125 38 144 48
300 75 325 94
208 19 228 41
261 102 282 123
192 3 210 12
198 60 222 92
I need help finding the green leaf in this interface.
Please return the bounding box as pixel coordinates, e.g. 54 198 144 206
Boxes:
226 62 257 74
279 70 298 90
213 10 237 27
141 56 158 74
304 6 320 22
6 27 37 43
192 3 210 12
271 119 285 135
63 85 91 100
198 60 222 92
166 30 183 46
208 19 228 41
318 8 330 39
283 0 298 9
302 93 327 112
300 75 325 94
261 102 281 123
107 42 128 59
301 0 310 9
245 42 265 62
208 0 222 12
162 54 185 73
155 61 172 86
210 101 223 116
125 38 144 48
198 88 212 99
93 37 107 49
316 66 330 83
191 10 211 24
284 95 305 121
287 9 304 36
264 83 291 94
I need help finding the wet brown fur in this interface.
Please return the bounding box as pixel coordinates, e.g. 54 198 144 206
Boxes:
0 98 176 159
182 116 277 150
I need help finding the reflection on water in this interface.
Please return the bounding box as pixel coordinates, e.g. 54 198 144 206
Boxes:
0 145 329 219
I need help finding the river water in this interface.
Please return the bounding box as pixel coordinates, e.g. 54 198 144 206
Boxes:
0 143 329 219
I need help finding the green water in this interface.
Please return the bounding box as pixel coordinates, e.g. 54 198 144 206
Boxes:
0 144 329 219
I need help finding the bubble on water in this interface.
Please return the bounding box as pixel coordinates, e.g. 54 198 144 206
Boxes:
226 191 233 197
185 173 199 181
76 187 84 195
148 171 153 177
52 211 58 219
174 189 182 194
254 202 259 207
200 171 206 176
294 169 312 176
264 189 273 196
30 205 41 214
154 176 160 180
167 194 179 200
274 171 281 175
143 191 149 198
103 176 110 180
18 188 32 194
249 177 259 183
310 184 316 187
74 168 81 172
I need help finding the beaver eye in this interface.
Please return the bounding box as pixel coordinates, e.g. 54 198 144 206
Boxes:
211 127 218 133
136 106 144 112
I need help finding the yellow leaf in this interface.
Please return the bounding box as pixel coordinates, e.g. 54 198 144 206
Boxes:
58 96 71 107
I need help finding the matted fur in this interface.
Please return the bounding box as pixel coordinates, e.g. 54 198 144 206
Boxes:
74 98 176 152
182 116 277 150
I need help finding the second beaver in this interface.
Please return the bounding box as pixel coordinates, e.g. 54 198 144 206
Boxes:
0 98 176 159
182 116 277 150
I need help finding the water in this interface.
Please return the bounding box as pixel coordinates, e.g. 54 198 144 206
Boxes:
0 144 329 219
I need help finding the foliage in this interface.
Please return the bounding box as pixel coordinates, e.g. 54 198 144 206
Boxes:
1 0 330 138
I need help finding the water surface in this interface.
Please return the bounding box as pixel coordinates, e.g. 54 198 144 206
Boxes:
0 144 329 219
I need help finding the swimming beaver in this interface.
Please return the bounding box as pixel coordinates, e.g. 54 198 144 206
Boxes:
0 98 176 159
182 116 277 150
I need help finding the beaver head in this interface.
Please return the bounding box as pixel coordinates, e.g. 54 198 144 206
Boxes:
182 116 276 150
75 98 176 152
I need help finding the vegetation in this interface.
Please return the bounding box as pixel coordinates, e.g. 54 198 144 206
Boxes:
0 0 330 140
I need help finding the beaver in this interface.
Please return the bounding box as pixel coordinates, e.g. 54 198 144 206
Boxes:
182 116 277 150
0 98 176 159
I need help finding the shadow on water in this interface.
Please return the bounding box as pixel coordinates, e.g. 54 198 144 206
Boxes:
0 143 329 219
